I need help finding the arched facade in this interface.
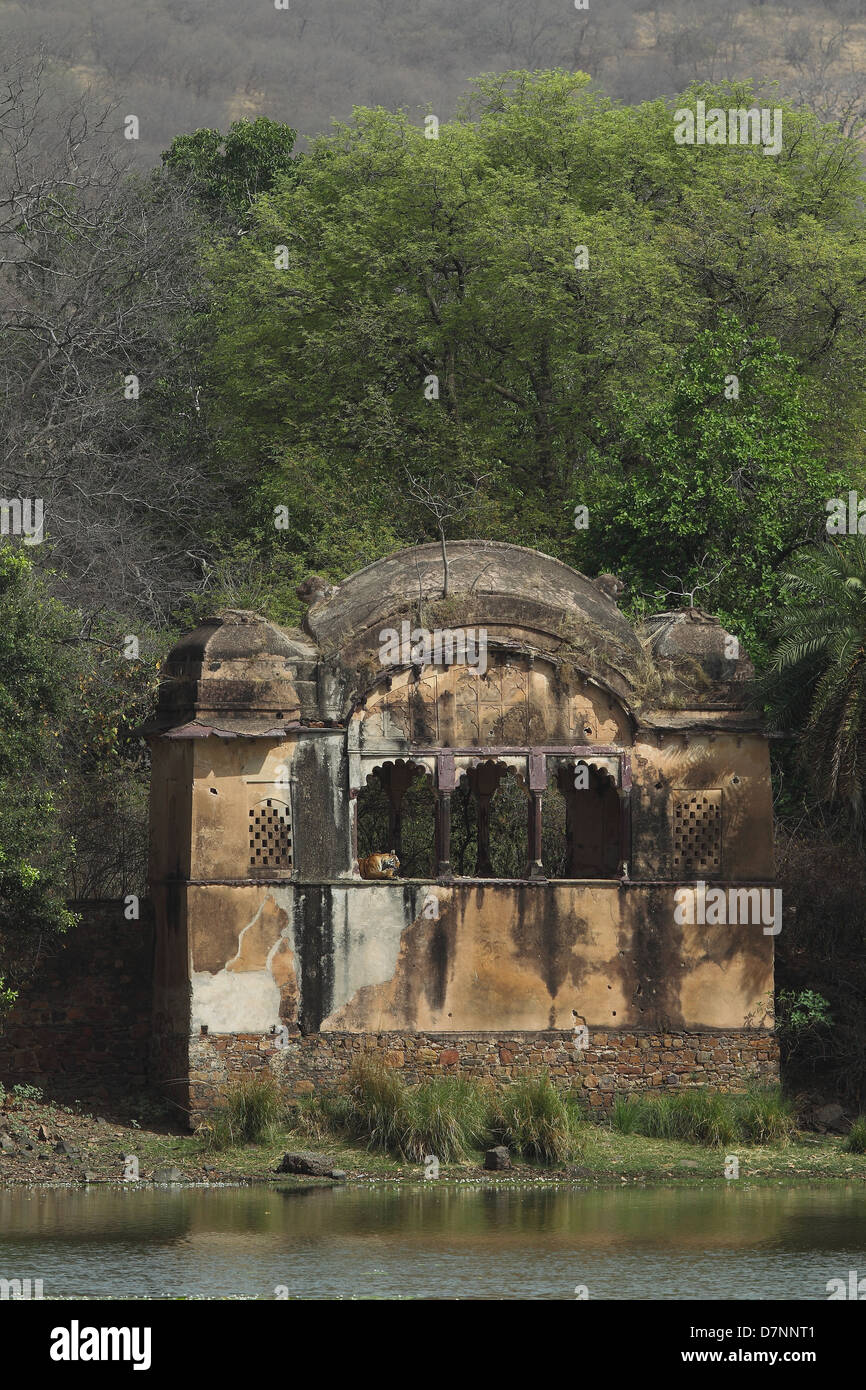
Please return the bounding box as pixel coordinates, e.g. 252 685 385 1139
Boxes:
145 542 779 1116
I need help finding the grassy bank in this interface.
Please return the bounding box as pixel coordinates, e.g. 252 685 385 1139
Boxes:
2 1070 866 1187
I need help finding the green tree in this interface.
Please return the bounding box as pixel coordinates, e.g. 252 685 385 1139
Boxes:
0 548 79 1012
162 116 299 222
764 535 866 824
198 72 866 629
575 321 841 656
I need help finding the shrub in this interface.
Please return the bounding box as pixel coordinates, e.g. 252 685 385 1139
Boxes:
844 1116 866 1154
608 1085 794 1147
488 1072 583 1163
735 1086 796 1145
204 1074 284 1149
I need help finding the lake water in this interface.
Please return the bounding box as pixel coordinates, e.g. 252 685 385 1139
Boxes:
1 1183 865 1300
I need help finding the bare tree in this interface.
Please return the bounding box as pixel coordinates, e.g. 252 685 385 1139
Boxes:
404 469 491 597
656 555 731 613
0 52 219 625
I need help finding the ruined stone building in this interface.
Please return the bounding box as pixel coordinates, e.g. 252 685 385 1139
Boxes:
145 542 778 1115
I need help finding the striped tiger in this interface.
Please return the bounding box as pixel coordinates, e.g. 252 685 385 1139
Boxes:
358 852 400 880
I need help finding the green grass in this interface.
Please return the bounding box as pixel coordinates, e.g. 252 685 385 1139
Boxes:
200 1075 284 1150
736 1086 797 1145
4 1090 866 1186
607 1085 795 1148
488 1073 583 1163
329 1055 413 1156
844 1116 866 1154
403 1075 491 1162
286 1059 582 1163
326 1056 492 1162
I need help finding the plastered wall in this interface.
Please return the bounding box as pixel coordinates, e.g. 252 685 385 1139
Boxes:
184 880 774 1038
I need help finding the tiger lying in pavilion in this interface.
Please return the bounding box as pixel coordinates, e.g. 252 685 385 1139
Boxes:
358 852 401 880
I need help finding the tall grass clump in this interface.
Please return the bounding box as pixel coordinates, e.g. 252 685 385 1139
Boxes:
335 1054 411 1155
844 1116 866 1154
285 1093 335 1144
608 1085 794 1147
666 1089 739 1147
333 1056 491 1161
734 1086 795 1145
610 1095 642 1134
404 1075 490 1162
488 1072 583 1163
203 1074 284 1149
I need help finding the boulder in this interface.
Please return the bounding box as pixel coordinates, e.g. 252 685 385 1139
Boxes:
153 1166 183 1183
484 1146 511 1171
275 1151 338 1177
814 1103 846 1132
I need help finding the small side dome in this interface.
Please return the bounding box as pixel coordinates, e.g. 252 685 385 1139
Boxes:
154 610 312 734
643 610 754 685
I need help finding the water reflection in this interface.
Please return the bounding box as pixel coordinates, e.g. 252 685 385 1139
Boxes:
1 1184 865 1300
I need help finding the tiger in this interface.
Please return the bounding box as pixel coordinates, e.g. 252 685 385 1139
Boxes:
358 852 400 880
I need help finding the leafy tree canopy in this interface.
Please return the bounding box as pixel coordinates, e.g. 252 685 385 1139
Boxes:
197 72 866 634
0 548 80 1008
162 116 299 221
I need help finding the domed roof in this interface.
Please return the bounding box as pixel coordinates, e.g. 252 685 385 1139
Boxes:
166 610 308 664
146 552 759 737
642 609 754 685
303 541 642 698
151 610 315 736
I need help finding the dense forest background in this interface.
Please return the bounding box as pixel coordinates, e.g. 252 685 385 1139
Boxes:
2 0 866 1100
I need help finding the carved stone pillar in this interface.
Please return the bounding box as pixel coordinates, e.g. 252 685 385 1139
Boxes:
436 751 456 878
435 791 452 878
619 754 632 879
527 751 546 879
469 760 504 877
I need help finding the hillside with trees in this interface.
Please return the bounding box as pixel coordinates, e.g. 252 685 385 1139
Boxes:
4 0 866 165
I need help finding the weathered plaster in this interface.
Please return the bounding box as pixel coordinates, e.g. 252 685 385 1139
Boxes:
145 544 776 1109
190 888 296 1034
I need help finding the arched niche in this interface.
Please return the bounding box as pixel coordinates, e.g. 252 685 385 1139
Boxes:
356 758 435 877
550 758 622 879
448 757 530 879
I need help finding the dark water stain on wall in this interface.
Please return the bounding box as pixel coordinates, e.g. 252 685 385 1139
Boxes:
293 885 335 1033
510 885 588 998
293 738 352 879
629 885 684 1029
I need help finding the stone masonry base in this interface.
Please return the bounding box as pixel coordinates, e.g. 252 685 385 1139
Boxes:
187 1028 779 1118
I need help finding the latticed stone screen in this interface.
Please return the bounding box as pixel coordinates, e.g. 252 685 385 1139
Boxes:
249 798 292 870
671 790 722 877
